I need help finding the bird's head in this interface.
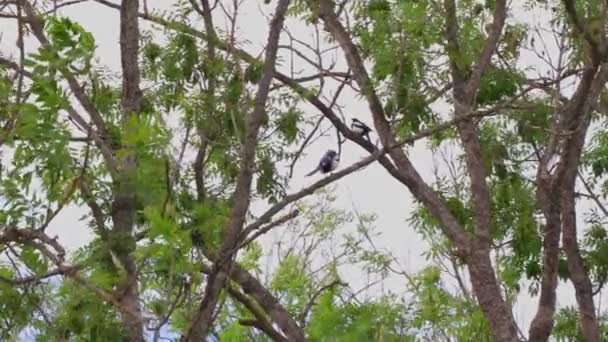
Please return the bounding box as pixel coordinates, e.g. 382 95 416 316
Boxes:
326 150 338 158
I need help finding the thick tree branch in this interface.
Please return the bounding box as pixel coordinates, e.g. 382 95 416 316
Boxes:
530 32 607 340
223 282 288 342
443 0 466 90
228 263 303 341
556 67 607 342
109 0 145 339
528 184 561 342
443 0 519 340
183 1 292 340
0 226 66 260
315 0 471 257
196 253 304 340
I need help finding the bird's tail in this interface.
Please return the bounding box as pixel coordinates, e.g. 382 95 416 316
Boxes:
305 167 319 177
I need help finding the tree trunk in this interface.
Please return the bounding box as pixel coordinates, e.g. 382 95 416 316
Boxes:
467 248 519 342
115 0 145 339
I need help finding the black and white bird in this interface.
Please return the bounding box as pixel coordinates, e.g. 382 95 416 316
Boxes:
351 118 372 142
306 150 339 177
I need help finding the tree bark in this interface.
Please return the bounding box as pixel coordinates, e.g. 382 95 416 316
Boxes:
556 68 607 342
554 1 608 336
528 188 561 342
529 58 607 340
468 248 519 341
229 264 305 341
113 0 145 339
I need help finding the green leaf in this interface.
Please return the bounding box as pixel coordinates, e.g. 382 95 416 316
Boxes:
277 107 300 143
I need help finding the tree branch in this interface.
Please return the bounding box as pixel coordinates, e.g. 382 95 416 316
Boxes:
110 0 145 339
530 37 607 342
563 0 603 62
238 209 300 249
0 226 140 321
0 265 80 285
190 0 218 202
466 0 507 96
316 0 471 257
183 1 292 340
556 68 608 342
298 279 345 325
224 282 288 342
443 0 519 340
196 255 304 340
18 2 119 177
21 1 111 147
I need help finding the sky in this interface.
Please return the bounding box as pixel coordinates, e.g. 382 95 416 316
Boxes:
0 0 604 339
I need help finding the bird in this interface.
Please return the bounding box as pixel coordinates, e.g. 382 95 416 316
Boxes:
306 150 339 176
351 118 372 142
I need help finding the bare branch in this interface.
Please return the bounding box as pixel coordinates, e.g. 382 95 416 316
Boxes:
239 209 300 249
578 171 608 217
0 265 80 285
239 148 384 237
298 279 345 325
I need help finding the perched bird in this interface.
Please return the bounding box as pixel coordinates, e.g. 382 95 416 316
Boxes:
306 150 339 176
351 118 372 142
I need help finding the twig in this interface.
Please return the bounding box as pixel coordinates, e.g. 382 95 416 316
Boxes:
298 279 345 325
238 209 299 250
578 171 608 217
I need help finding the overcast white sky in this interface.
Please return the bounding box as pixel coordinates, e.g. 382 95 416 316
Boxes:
1 0 605 337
